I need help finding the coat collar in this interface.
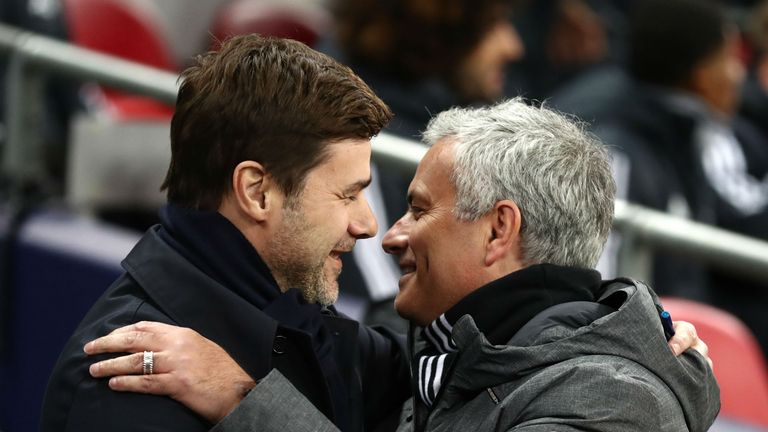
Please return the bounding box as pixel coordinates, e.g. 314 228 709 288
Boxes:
421 264 602 353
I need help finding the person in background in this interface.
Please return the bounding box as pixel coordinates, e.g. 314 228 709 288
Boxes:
739 0 768 140
597 0 768 355
330 0 524 139
712 0 768 357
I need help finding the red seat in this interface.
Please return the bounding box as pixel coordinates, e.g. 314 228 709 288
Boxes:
661 297 768 427
210 0 330 49
63 0 175 119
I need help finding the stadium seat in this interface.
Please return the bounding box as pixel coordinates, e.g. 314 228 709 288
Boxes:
62 0 175 119
210 0 331 49
661 297 768 428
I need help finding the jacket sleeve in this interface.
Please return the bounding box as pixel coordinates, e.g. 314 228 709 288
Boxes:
212 369 340 432
212 325 411 432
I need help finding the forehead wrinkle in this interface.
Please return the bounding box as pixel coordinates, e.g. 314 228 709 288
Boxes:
341 177 372 195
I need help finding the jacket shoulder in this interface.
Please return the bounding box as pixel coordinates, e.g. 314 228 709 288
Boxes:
40 274 188 431
493 355 688 432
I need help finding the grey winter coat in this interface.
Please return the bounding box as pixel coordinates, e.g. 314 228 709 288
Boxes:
395 279 718 432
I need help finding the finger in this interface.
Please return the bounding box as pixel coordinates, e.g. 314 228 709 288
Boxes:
89 352 143 377
89 351 169 377
692 338 709 359
691 338 714 370
108 373 176 396
692 339 714 370
672 320 695 333
668 321 697 356
84 330 160 355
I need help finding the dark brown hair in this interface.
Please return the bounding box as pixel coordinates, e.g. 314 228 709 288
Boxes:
163 35 393 209
334 0 509 80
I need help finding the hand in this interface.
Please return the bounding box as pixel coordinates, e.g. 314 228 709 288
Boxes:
85 321 256 423
668 320 713 369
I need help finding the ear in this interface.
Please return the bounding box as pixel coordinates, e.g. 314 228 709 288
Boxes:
231 160 276 222
484 199 522 266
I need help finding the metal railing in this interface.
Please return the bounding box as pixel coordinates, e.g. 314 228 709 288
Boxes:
2 23 768 284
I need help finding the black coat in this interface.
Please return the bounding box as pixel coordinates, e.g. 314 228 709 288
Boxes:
40 227 410 431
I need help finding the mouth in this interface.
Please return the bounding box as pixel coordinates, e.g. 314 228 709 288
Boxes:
329 249 352 267
399 260 416 275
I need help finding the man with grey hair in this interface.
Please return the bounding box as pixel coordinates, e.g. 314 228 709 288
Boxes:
379 98 717 431
84 99 719 431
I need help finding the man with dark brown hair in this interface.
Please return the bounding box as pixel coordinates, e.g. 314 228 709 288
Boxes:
39 35 410 432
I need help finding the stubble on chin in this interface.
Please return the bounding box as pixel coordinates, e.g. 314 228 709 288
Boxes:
272 257 327 304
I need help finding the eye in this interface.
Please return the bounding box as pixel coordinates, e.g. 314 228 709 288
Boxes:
341 194 358 205
409 205 424 220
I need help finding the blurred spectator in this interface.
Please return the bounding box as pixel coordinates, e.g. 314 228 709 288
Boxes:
712 0 768 358
508 0 617 101
330 0 524 139
740 0 768 140
598 0 768 355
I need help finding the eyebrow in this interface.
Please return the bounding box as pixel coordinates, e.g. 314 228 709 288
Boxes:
342 177 372 196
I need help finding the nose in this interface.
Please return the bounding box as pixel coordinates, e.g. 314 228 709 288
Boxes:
349 196 378 239
382 216 409 255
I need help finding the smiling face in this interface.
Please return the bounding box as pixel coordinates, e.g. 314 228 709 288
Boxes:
265 139 378 305
382 139 490 325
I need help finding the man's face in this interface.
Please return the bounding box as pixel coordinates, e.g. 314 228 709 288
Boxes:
454 20 525 103
266 139 377 305
692 31 745 116
382 139 488 326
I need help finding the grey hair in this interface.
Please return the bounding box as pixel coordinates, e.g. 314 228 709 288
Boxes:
422 98 615 268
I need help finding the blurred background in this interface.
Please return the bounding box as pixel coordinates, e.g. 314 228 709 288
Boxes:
1 0 768 430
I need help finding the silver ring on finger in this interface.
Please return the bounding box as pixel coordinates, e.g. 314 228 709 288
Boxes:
142 351 154 375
